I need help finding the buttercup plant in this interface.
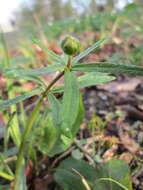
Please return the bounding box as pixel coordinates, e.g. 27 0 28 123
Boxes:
1 35 143 189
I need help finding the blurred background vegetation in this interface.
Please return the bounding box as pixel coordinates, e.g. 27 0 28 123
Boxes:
0 0 143 67
2 0 143 41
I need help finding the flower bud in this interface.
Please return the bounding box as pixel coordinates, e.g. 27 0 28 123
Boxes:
61 36 80 55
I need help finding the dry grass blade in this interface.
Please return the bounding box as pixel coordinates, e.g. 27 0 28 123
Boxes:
72 168 91 190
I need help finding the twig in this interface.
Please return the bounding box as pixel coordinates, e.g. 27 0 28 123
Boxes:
47 146 75 174
74 139 94 164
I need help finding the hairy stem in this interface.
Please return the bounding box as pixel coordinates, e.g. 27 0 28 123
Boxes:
14 71 64 190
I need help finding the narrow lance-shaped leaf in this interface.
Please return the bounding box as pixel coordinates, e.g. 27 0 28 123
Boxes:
52 72 115 94
9 75 47 90
78 72 115 88
61 70 80 135
72 38 107 65
72 62 143 76
33 39 64 65
0 87 41 111
4 64 64 78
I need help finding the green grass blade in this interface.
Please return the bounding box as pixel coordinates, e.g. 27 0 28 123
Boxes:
20 102 27 128
4 112 16 158
1 32 21 147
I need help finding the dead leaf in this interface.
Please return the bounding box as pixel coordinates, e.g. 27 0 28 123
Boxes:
103 144 118 162
119 124 139 154
119 152 133 164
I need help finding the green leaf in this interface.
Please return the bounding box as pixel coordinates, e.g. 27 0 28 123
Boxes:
0 87 41 111
15 75 47 90
95 159 132 190
39 93 84 157
33 39 64 64
48 93 62 127
71 95 84 136
37 116 60 155
78 72 115 88
54 157 96 190
5 64 64 78
50 95 83 157
61 70 80 136
54 158 132 190
72 62 143 76
72 38 106 65
52 72 115 94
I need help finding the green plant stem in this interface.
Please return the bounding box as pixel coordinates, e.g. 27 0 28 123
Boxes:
1 31 21 146
14 71 64 190
67 56 72 69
